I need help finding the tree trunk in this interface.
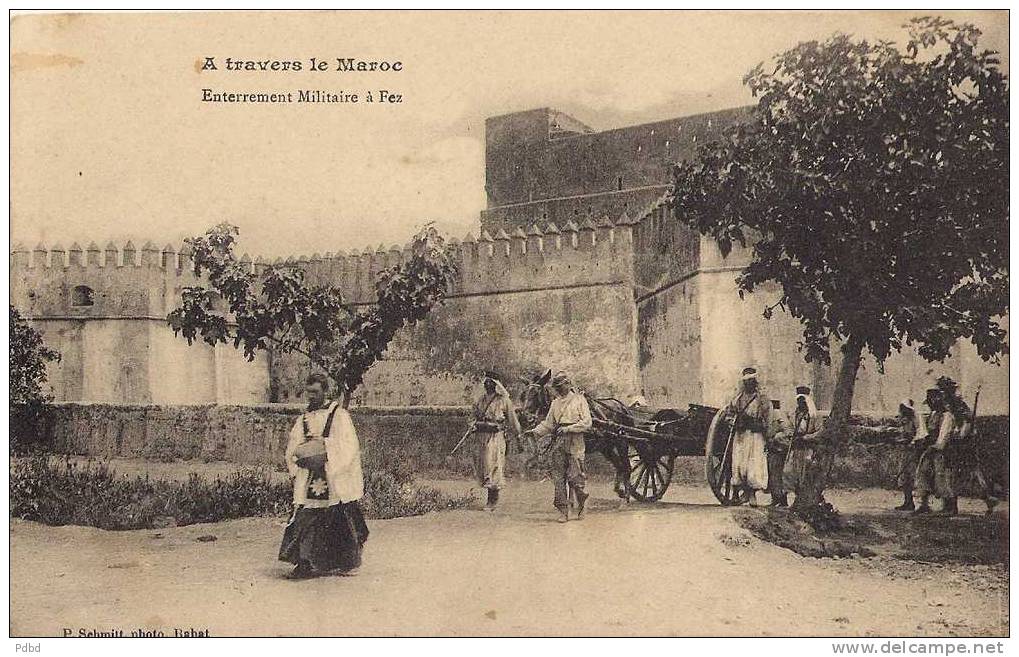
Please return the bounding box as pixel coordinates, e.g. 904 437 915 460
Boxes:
341 388 352 409
790 335 865 512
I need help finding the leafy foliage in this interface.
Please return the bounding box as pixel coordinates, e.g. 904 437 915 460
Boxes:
10 455 475 530
10 305 59 406
672 17 1008 370
10 306 60 454
167 223 458 403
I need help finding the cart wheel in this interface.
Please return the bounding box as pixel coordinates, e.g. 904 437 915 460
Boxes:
705 410 749 506
623 441 675 502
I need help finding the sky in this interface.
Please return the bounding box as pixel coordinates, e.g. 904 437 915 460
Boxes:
10 10 1008 258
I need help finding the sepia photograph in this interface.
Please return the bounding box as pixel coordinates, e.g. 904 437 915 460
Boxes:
7 8 1010 642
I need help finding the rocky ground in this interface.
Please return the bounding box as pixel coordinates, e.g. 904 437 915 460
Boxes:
9 469 1008 637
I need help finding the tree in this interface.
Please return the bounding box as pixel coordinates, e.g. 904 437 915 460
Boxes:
10 305 60 452
167 223 458 406
671 17 1008 511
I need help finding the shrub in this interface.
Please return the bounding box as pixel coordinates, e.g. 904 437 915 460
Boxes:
10 306 60 455
10 455 474 530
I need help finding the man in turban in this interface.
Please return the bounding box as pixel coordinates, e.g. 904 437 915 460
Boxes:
724 367 771 506
780 385 823 503
472 370 521 511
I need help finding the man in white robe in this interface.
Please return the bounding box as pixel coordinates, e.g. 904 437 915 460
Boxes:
279 372 368 579
473 371 521 510
725 367 771 506
779 386 823 501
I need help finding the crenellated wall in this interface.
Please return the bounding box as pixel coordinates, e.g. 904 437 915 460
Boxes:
10 104 1008 416
293 216 636 302
10 241 270 405
12 219 644 408
271 218 642 405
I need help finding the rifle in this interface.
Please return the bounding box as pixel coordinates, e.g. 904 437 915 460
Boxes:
447 423 475 457
965 386 981 439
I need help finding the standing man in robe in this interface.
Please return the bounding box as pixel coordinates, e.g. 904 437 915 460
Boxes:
473 370 521 511
725 367 771 506
781 385 823 503
523 372 592 522
892 398 925 511
279 372 369 579
766 399 790 507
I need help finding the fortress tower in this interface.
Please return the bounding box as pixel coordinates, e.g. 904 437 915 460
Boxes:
481 106 751 230
11 106 1009 414
9 242 269 404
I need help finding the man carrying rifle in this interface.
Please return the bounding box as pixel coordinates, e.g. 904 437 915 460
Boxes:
913 387 958 516
472 370 521 512
780 385 822 504
936 377 999 515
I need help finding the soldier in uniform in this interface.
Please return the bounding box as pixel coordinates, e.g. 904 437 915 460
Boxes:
936 377 999 515
766 399 789 507
473 370 521 511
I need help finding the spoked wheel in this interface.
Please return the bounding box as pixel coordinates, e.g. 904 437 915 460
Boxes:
705 410 749 506
623 440 675 502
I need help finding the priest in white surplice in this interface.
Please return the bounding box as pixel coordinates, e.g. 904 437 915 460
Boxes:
279 372 368 579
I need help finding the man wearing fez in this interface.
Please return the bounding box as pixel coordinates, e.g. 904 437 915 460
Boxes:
279 372 369 579
473 370 521 511
524 372 593 522
725 367 771 506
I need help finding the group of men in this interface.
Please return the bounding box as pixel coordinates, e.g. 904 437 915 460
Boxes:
724 366 824 508
725 366 995 516
471 370 591 523
893 377 998 516
274 365 996 579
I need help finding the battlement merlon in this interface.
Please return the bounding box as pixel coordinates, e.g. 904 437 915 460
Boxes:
11 215 640 315
10 240 210 318
299 216 639 304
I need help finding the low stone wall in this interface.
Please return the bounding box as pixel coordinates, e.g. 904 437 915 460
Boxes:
34 404 1007 494
39 403 473 473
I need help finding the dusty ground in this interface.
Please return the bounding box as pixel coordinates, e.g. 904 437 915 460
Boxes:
10 470 1008 637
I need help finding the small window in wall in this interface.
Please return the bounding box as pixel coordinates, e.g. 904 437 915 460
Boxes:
71 285 94 307
617 176 623 191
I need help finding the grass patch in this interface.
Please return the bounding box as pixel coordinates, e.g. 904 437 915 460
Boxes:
733 505 1008 565
10 454 475 530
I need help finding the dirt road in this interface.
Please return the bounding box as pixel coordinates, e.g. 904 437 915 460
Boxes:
10 480 1008 637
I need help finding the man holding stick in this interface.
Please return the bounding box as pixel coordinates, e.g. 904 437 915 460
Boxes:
523 372 592 522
